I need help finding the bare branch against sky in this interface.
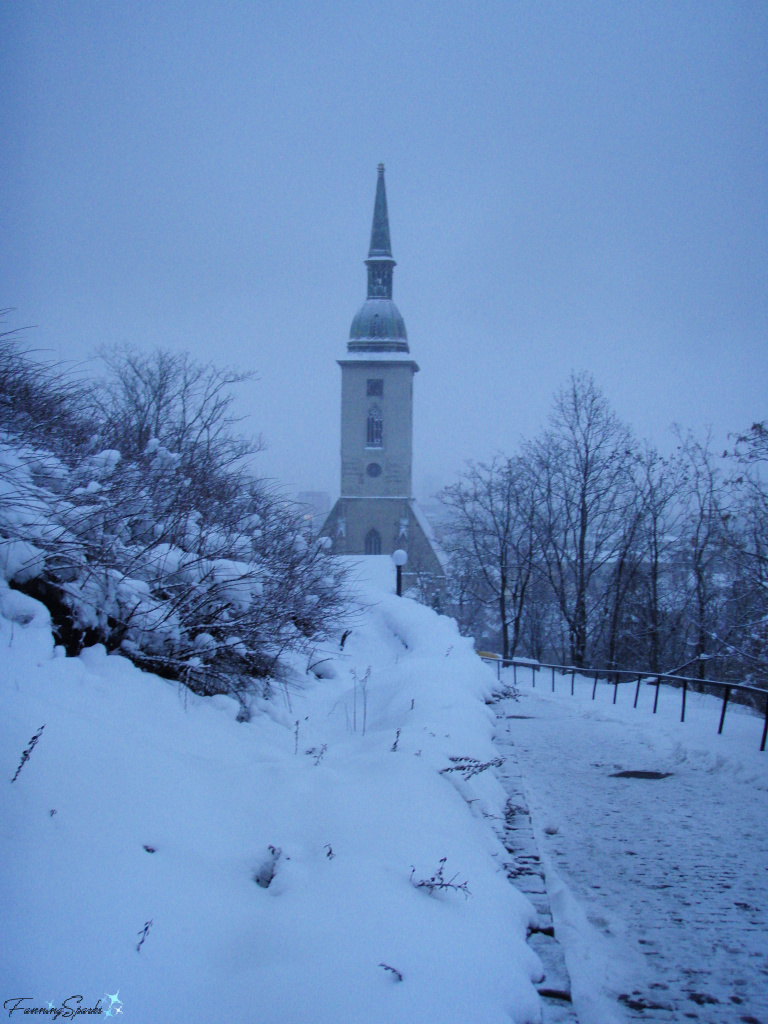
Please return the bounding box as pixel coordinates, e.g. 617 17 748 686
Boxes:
1 1 765 499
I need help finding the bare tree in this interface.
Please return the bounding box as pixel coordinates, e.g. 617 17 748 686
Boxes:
528 372 638 667
95 343 262 476
436 371 763 688
730 421 768 581
439 455 536 659
435 536 490 645
618 445 690 671
719 422 768 684
673 429 731 679
600 475 645 670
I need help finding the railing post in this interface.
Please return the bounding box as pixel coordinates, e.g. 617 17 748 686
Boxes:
718 685 731 735
493 658 764 750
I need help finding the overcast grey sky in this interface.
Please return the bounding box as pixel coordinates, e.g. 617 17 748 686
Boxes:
2 1 766 500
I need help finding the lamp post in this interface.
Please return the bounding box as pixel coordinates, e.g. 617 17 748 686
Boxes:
392 549 407 596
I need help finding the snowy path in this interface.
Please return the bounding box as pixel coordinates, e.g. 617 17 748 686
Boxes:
494 670 768 1024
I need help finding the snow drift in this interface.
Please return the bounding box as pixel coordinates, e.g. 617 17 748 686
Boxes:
1 558 544 1023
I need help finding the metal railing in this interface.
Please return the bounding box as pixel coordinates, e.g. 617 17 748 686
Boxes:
479 653 768 752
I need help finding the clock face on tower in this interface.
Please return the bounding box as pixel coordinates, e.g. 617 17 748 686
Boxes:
366 462 382 478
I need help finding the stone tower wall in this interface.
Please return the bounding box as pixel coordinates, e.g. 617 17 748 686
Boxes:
339 360 415 499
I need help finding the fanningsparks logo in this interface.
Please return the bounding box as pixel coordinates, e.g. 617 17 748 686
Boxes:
3 991 124 1018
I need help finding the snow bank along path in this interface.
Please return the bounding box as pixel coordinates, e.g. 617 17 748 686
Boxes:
1 562 548 1024
496 666 768 1024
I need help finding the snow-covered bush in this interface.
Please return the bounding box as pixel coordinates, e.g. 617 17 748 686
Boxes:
0 335 348 702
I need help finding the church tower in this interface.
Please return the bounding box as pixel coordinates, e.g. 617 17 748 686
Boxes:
322 165 445 583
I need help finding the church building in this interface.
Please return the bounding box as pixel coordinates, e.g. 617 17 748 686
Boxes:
322 165 445 584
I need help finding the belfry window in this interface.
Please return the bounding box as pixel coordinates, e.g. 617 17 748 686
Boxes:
365 529 382 555
367 405 383 447
367 378 383 397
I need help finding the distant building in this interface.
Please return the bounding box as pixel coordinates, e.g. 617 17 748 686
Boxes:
322 165 445 586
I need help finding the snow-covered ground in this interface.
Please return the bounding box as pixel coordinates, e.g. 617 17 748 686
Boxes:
496 666 768 1024
1 560 545 1024
7 551 766 1024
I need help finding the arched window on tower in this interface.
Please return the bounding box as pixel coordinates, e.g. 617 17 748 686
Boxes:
365 529 382 555
367 405 383 447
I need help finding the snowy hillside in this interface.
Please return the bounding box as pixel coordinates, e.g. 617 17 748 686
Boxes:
1 559 544 1023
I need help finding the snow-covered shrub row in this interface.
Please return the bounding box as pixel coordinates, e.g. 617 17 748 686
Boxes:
0 338 347 700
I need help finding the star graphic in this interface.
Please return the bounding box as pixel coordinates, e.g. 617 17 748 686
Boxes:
47 1003 55 1010
102 1010 113 1019
104 991 123 1008
115 1010 123 1016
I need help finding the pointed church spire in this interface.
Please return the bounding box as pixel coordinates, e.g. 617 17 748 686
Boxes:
349 164 408 352
365 164 396 301
368 163 393 258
